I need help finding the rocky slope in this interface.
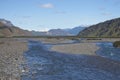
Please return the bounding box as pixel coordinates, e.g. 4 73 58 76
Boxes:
0 19 31 37
78 18 120 37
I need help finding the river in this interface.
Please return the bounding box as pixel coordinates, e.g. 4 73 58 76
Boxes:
21 41 120 80
97 42 120 61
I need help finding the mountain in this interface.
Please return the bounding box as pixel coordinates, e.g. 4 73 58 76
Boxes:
78 18 120 37
0 19 31 37
48 26 86 36
48 29 71 36
0 19 14 27
32 26 86 36
64 26 86 35
31 29 70 36
31 30 47 36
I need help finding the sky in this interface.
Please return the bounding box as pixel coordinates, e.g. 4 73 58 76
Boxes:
0 0 120 31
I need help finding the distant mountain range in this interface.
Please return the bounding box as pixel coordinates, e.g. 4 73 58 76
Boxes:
0 19 31 37
2 17 120 38
78 18 120 37
0 18 86 37
64 26 86 35
32 26 86 36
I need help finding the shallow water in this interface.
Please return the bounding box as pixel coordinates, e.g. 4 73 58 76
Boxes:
97 42 120 61
21 41 120 80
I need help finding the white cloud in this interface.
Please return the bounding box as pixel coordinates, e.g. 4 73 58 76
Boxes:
40 3 54 9
101 12 112 16
39 28 49 32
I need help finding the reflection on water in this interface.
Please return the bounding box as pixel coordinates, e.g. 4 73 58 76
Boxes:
21 41 120 80
97 42 120 61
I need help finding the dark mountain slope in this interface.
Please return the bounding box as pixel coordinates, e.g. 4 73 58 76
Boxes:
78 18 120 37
0 19 31 37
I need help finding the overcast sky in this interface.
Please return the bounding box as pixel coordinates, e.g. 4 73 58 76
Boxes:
0 0 120 31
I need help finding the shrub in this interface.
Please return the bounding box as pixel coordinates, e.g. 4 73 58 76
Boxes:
113 41 120 48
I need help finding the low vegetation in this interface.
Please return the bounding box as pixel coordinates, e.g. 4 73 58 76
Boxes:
113 41 120 48
87 38 102 40
13 35 79 39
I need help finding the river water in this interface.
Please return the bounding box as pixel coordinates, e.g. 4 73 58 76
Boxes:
21 41 120 80
96 42 120 61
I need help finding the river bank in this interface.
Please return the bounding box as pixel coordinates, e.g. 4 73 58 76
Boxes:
1 38 120 80
51 43 99 55
0 38 28 80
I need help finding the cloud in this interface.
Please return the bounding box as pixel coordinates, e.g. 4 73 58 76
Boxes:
35 25 50 31
40 3 54 9
39 28 49 32
101 12 112 16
